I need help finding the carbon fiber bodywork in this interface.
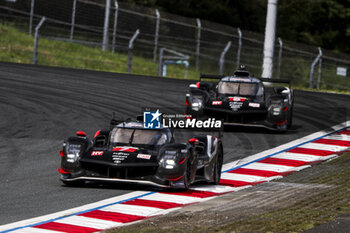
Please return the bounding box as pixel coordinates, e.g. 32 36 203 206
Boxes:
59 122 223 189
185 69 294 132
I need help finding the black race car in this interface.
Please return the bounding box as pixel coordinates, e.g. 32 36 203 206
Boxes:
59 118 223 190
185 67 294 132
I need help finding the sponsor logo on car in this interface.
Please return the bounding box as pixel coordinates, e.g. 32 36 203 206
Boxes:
165 150 177 155
249 103 260 108
229 97 246 102
113 152 129 156
230 102 243 111
137 154 151 160
112 147 138 152
212 101 222 105
228 77 253 82
91 151 103 156
112 153 129 163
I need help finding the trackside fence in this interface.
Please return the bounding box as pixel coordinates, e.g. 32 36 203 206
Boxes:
0 0 349 90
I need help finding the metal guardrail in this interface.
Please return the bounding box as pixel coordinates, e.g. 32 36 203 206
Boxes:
158 48 189 78
32 16 45 64
127 29 140 73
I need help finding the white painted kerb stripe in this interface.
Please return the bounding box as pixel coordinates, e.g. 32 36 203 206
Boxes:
102 204 162 217
55 215 122 230
271 152 332 162
243 163 299 172
299 142 348 152
191 185 239 193
10 228 63 233
221 173 279 182
139 193 201 204
324 134 350 141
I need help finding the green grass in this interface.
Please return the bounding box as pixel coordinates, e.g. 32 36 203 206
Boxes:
297 87 350 95
0 23 200 80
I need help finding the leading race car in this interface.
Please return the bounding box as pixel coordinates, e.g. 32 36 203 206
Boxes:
58 117 223 190
185 67 294 132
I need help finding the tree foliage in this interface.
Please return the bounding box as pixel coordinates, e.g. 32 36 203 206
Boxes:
121 0 350 53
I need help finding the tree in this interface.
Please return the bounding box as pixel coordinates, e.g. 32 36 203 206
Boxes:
120 0 350 53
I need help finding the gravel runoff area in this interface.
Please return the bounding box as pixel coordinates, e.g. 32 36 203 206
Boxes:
107 152 350 233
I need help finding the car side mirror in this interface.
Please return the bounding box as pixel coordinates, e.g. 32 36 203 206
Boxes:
94 135 107 147
274 87 288 95
188 138 199 145
76 131 87 137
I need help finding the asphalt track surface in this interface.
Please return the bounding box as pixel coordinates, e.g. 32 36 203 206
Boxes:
0 62 349 226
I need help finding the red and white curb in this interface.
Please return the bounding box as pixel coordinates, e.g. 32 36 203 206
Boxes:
1 121 350 233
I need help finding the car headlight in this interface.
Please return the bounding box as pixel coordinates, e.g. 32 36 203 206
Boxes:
191 98 203 111
65 144 81 163
160 154 177 169
272 106 282 115
67 153 80 163
165 159 175 169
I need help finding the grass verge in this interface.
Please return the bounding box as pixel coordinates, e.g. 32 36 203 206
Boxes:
0 23 200 80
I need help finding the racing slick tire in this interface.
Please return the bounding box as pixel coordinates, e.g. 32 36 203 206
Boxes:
211 148 223 185
182 155 193 190
287 105 293 129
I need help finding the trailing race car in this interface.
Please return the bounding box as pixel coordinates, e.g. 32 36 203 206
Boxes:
185 67 294 132
58 117 223 190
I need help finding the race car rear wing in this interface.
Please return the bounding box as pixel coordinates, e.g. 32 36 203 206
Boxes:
259 78 292 89
199 74 291 87
199 74 224 81
259 77 290 84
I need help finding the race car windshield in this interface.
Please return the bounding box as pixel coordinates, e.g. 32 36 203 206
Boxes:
218 82 258 96
111 128 167 145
